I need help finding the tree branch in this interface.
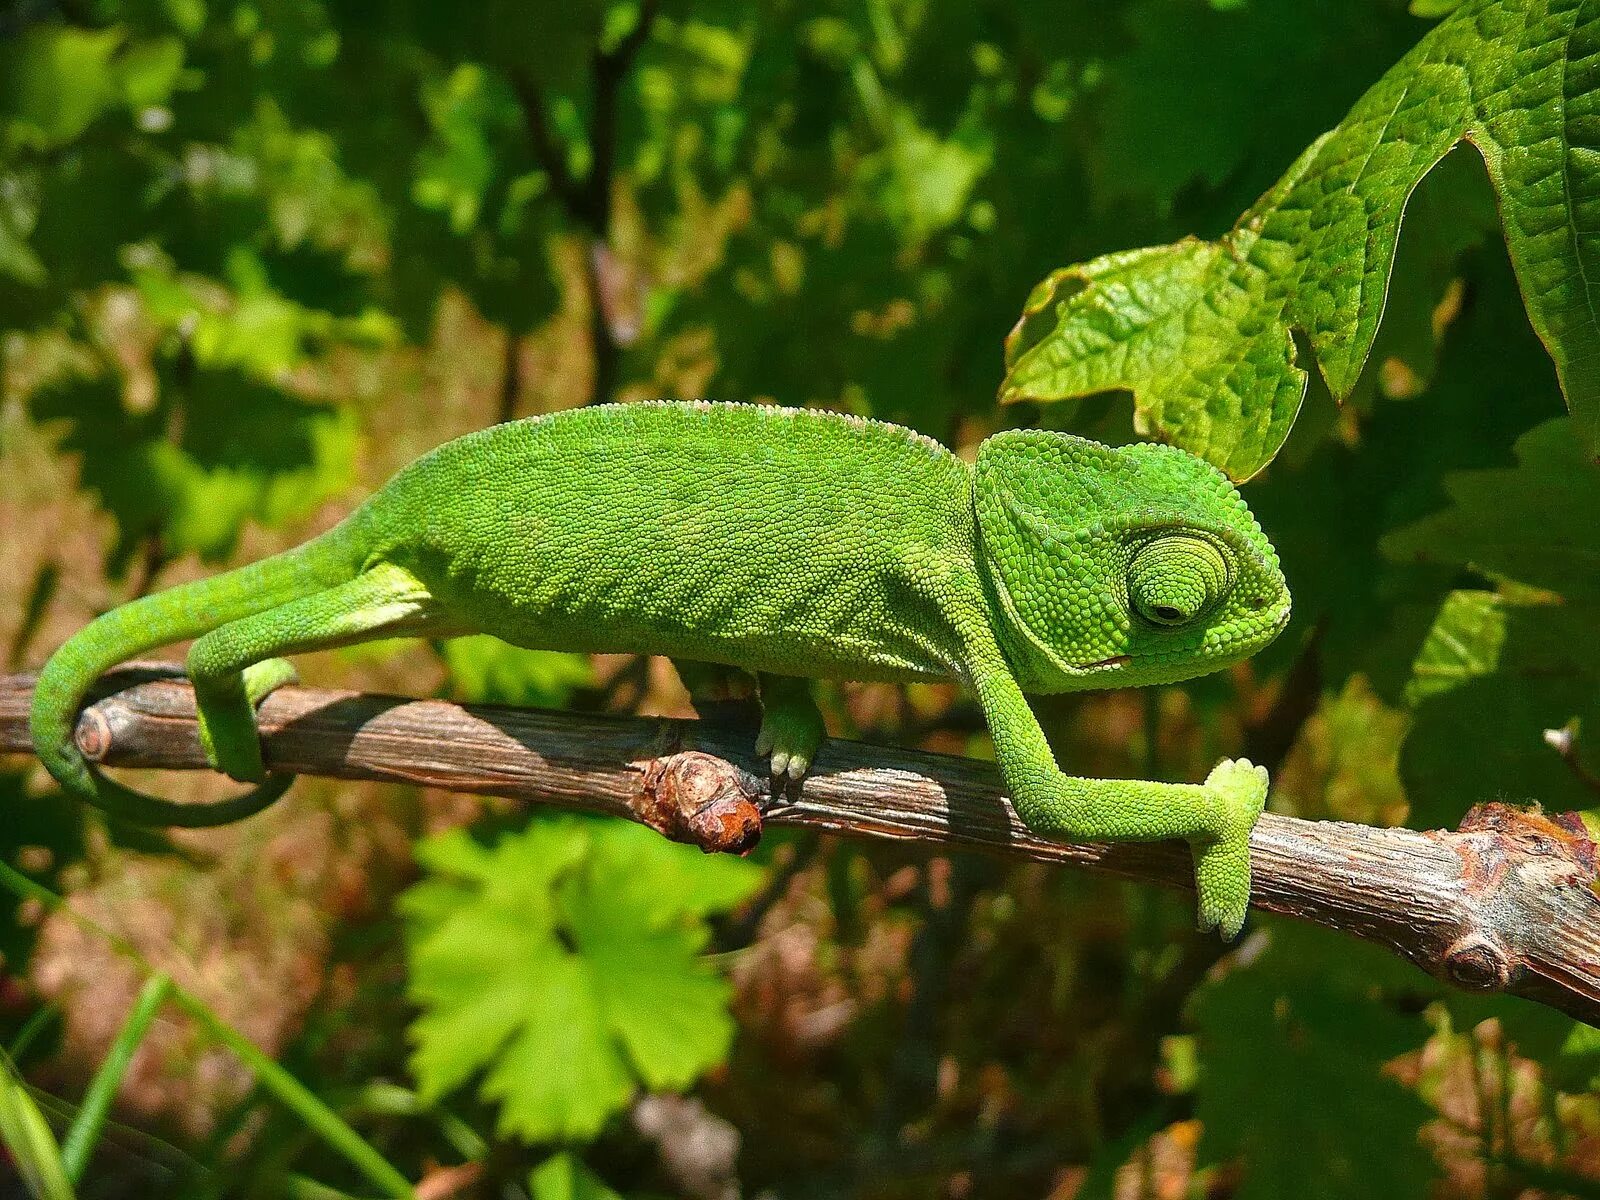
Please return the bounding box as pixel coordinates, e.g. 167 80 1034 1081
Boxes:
3 667 1598 1027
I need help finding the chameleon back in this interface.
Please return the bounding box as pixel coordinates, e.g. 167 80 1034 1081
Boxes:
358 401 980 681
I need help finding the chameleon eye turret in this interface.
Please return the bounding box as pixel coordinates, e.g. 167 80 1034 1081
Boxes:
1128 535 1230 627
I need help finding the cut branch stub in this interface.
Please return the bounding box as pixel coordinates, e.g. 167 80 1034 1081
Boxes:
634 752 765 856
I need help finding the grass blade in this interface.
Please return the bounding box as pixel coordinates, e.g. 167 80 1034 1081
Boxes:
0 860 414 1198
0 1050 75 1200
60 973 171 1183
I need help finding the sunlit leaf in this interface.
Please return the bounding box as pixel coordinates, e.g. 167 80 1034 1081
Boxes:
1003 0 1600 479
404 819 761 1143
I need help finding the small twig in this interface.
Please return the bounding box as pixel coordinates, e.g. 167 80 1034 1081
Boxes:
495 328 521 426
585 0 660 235
1545 721 1600 799
508 1 659 404
3 668 1600 1026
507 70 583 216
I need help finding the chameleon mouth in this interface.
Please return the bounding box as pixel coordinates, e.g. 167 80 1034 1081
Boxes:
1086 654 1133 669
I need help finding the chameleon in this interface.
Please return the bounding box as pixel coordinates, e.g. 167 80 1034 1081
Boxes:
31 401 1291 938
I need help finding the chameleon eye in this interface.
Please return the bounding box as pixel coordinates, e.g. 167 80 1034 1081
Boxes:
1128 536 1231 628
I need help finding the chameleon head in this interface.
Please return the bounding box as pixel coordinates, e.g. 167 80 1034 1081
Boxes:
973 431 1290 693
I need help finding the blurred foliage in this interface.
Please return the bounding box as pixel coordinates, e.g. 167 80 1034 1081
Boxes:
1 0 1599 1196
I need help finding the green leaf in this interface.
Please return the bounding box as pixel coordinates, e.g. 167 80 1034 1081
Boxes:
1002 0 1600 479
441 635 594 708
1087 0 1425 219
0 26 123 151
529 1153 624 1200
1383 416 1600 823
404 818 762 1143
29 366 358 568
1396 591 1600 826
1383 418 1600 605
1193 921 1435 1200
0 171 45 287
1402 590 1509 707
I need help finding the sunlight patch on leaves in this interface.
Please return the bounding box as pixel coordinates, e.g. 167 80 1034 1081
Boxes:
1003 0 1600 479
403 818 761 1143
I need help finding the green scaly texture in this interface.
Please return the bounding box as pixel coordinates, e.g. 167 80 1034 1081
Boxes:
31 401 1291 937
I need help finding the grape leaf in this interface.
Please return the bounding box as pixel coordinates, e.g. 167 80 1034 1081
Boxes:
1383 418 1600 604
403 818 761 1143
1002 0 1600 479
441 635 594 709
30 367 358 569
1193 921 1436 1200
0 171 44 286
1396 591 1600 825
1088 0 1424 219
1385 419 1600 823
1402 589 1510 708
529 1153 624 1200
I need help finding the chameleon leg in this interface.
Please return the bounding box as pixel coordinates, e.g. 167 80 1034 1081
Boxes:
754 673 825 780
672 662 823 779
966 648 1266 940
187 563 436 782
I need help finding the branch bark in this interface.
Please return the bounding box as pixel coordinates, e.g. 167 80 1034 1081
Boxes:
3 667 1599 1027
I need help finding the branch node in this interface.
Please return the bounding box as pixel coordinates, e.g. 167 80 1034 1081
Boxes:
1442 932 1515 991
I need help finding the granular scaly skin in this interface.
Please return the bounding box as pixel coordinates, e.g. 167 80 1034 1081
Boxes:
31 401 1291 937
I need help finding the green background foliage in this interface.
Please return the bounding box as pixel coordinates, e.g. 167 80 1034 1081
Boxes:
1 0 1598 1196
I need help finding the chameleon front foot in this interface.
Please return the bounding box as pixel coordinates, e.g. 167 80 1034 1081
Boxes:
754 674 825 781
1190 757 1268 941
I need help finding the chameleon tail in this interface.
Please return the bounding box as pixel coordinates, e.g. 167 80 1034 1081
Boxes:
29 525 362 827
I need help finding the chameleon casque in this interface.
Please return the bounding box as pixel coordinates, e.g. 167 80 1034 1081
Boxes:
32 401 1291 938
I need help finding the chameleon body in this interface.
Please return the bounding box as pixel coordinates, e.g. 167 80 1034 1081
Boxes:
32 401 1290 937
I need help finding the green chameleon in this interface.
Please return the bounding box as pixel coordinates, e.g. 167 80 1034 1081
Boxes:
32 401 1290 937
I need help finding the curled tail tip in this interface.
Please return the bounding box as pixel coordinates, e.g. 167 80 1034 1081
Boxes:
59 760 294 828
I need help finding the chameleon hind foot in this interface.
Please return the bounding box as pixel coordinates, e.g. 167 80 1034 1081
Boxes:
196 658 299 783
1191 757 1268 941
754 673 825 780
